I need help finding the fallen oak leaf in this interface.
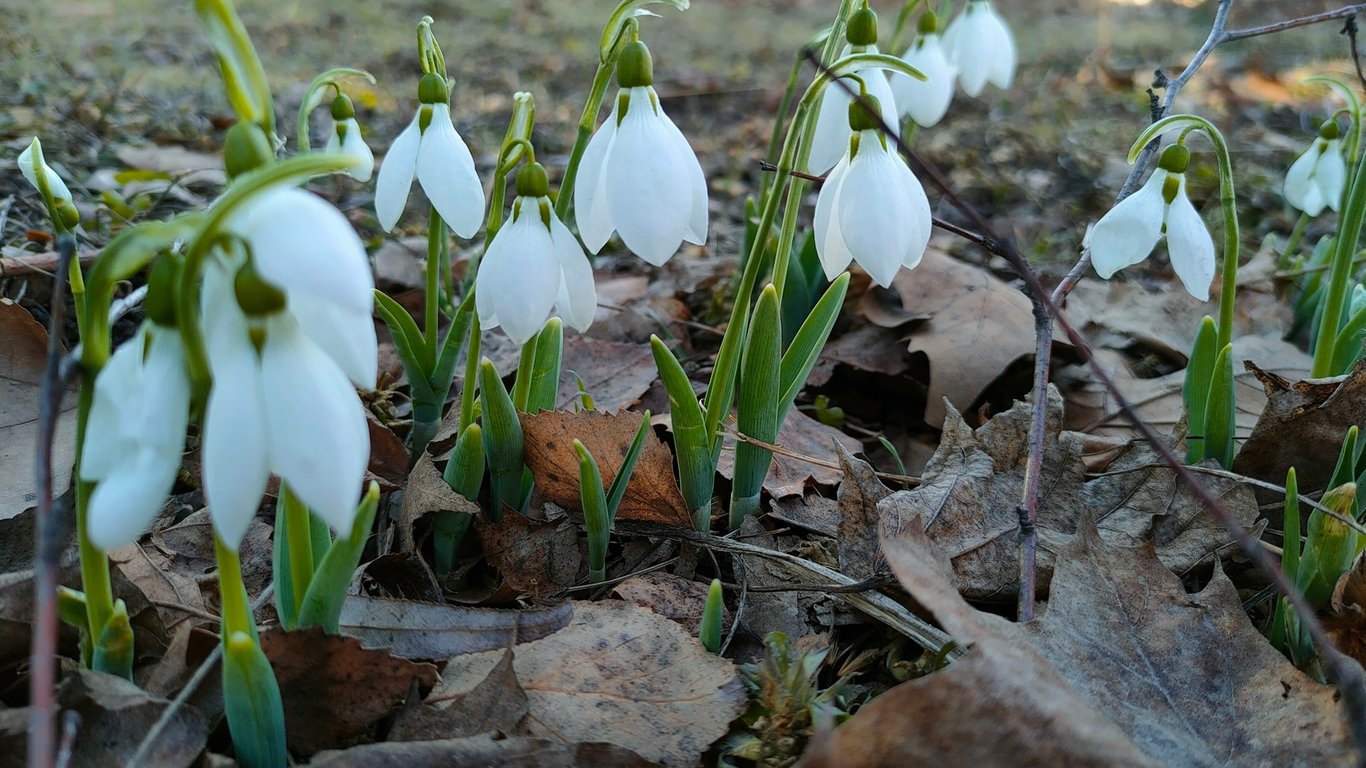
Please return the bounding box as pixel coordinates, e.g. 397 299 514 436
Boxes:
389 647 527 742
339 596 572 659
717 409 861 499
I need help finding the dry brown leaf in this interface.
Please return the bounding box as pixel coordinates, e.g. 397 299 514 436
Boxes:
389 647 527 742
611 571 725 636
878 390 1255 602
768 493 840 537
521 409 689 526
56 666 209 768
372 236 427 292
856 282 931 329
115 143 225 187
310 734 656 768
496 600 745 767
475 511 580 599
356 552 443 603
365 410 409 491
1234 359 1366 502
819 323 911 377
150 509 274 607
717 409 861 499
0 299 75 518
833 443 890 581
556 336 660 413
109 542 205 634
338 596 572 660
260 627 437 754
396 452 481 552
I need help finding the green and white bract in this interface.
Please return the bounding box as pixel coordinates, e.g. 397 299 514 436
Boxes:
1089 147 1215 301
808 45 900 173
574 84 708 266
81 323 191 552
942 0 1016 97
477 195 596 344
374 85 485 236
814 129 932 288
1284 133 1346 217
892 29 957 128
325 117 374 184
201 188 376 550
18 138 73 205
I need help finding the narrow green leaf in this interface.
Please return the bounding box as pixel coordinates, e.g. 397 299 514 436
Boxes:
877 435 908 478
575 440 611 584
297 483 380 633
1183 316 1218 464
605 411 652 520
1298 483 1360 608
704 315 747 454
436 424 484 576
431 290 477 393
700 578 723 653
1331 426 1362 522
651 335 715 530
480 358 524 522
374 288 433 382
528 318 565 413
222 630 287 768
779 273 849 419
91 599 134 680
731 285 782 529
1201 344 1236 468
1283 468 1301 585
271 494 298 630
510 332 540 412
1331 300 1366 375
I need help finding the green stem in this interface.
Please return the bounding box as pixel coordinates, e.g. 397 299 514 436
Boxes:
460 314 481 432
1279 212 1311 272
511 333 538 410
759 51 807 203
1314 143 1366 376
281 485 313 613
556 22 630 225
215 533 256 641
74 382 113 659
424 207 445 368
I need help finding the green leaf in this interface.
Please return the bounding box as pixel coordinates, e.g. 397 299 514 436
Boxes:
480 358 525 522
374 288 433 381
221 630 288 768
778 273 849 418
528 318 565 413
271 495 298 630
575 439 611 584
511 334 540 412
436 424 484 576
1183 316 1218 463
1298 483 1360 608
651 335 715 530
605 410 652 520
700 578 723 653
730 285 782 529
1201 344 1236 468
1283 468 1301 585
296 483 380 633
91 599 134 680
1331 299 1366 374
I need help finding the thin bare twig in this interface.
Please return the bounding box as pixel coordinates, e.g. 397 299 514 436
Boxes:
723 423 921 485
29 232 77 768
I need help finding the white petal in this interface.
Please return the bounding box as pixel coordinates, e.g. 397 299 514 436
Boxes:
896 161 934 270
417 104 486 239
605 88 693 266
336 118 375 183
18 140 73 204
289 291 378 388
657 108 709 246
476 203 561 343
864 64 902 141
1284 144 1324 216
574 98 620 254
814 154 856 281
260 315 369 535
950 6 990 96
1164 179 1216 302
86 448 180 552
1089 171 1167 279
808 70 856 174
895 36 958 128
138 326 193 457
1319 140 1347 212
550 214 598 331
836 135 920 288
80 328 147 482
980 3 1017 90
374 113 422 231
202 314 271 552
231 187 373 314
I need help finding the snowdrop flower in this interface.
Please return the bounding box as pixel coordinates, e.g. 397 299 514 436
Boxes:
808 5 899 173
324 94 374 183
815 95 932 288
18 138 73 205
942 0 1016 97
375 73 485 236
478 162 596 344
1090 143 1215 301
1284 120 1346 217
81 317 191 552
575 38 708 266
891 12 957 128
201 188 376 548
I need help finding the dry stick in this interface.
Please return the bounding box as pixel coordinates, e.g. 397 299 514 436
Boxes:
29 233 77 768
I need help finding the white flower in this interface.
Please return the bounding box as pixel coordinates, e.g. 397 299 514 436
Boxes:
374 74 485 237
201 187 377 549
942 1 1016 97
808 44 900 173
1284 128 1346 217
575 40 708 266
18 138 73 204
1089 145 1215 301
892 28 957 128
815 127 932 288
478 164 596 344
81 323 191 552
324 95 374 183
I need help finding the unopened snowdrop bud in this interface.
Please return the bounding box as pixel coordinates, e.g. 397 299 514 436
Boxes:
1284 119 1347 217
478 161 596 343
891 12 958 128
575 38 708 265
942 0 1016 97
325 94 374 183
18 138 78 228
1089 142 1216 301
223 121 274 179
845 5 879 47
807 3 899 173
375 71 485 236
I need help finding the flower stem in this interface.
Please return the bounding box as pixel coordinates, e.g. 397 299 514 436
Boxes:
215 533 256 641
555 22 632 225
281 485 313 614
424 207 445 368
1314 145 1366 376
460 314 481 432
1279 212 1311 272
73 381 113 663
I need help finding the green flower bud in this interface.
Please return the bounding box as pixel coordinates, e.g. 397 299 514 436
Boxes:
918 11 940 35
233 261 287 317
848 94 885 132
846 6 879 47
1320 119 1343 141
144 255 180 327
54 198 80 230
1162 174 1181 205
616 40 654 89
330 93 356 121
515 161 550 198
223 121 273 179
418 73 449 105
1156 143 1190 174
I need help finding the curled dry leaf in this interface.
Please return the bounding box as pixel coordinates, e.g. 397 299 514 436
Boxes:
259 626 438 755
611 571 727 636
0 299 76 518
556 335 661 413
878 389 1255 602
365 410 410 491
55 666 209 768
397 452 481 552
717 409 861 499
833 443 891 581
476 510 580 599
521 409 690 526
389 647 527 742
338 595 572 660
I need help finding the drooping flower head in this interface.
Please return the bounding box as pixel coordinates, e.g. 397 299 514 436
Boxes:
942 0 1016 97
575 37 708 266
1284 119 1347 217
1089 143 1216 301
325 93 375 183
478 161 596 344
891 11 958 128
815 94 932 288
375 72 485 236
18 138 79 229
807 3 900 173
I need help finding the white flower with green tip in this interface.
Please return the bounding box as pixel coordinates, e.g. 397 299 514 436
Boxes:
942 0 1016 97
18 138 74 205
1284 120 1347 217
808 4 899 173
324 94 374 183
891 12 957 128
